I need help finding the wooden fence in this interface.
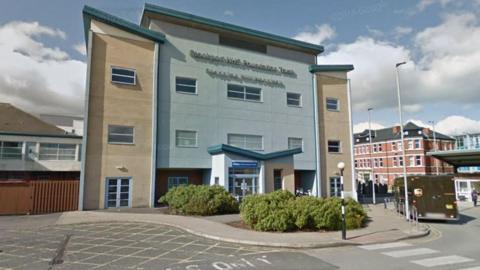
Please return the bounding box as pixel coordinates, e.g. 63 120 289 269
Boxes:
0 180 79 215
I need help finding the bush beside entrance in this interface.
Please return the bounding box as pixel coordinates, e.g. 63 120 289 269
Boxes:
159 185 239 216
239 190 367 232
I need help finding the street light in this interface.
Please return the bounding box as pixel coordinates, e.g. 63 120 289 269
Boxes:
428 120 439 175
337 161 346 240
367 108 376 204
395 61 410 221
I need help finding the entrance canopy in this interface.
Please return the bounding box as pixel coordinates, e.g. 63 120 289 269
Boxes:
207 144 302 160
427 149 480 168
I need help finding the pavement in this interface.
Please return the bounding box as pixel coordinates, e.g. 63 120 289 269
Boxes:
0 204 428 249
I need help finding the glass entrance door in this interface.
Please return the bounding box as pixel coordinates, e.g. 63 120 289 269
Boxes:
228 167 258 200
106 178 131 208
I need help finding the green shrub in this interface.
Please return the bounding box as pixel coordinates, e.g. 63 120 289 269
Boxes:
159 185 239 216
239 191 367 232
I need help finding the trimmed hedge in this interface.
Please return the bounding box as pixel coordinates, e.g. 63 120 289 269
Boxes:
159 185 239 216
240 190 367 232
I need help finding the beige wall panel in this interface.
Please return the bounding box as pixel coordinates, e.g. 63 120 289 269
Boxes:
316 74 353 197
264 156 295 193
84 33 155 210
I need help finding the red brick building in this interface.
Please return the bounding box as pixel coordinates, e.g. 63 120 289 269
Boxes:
354 122 455 188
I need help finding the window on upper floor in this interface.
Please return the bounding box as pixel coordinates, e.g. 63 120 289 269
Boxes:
39 143 76 160
392 142 397 151
175 130 198 148
408 140 414 149
0 141 22 160
326 97 339 111
378 144 383 152
108 125 134 144
286 93 301 107
228 134 263 151
227 84 262 102
111 67 136 85
415 155 422 166
409 156 415 166
393 157 398 167
414 139 421 149
399 156 404 166
288 137 303 150
327 140 341 153
379 158 384 167
175 77 197 94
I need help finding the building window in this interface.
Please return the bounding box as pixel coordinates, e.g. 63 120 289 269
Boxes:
379 158 384 167
175 77 197 94
414 139 421 149
227 84 261 102
355 160 358 168
175 130 198 147
415 156 422 166
374 158 379 168
408 140 414 149
392 142 397 151
399 156 404 166
0 141 22 160
39 143 76 160
326 98 339 111
328 140 341 153
228 134 263 150
373 144 378 152
288 137 303 150
111 67 136 85
398 141 403 150
409 156 415 167
330 177 341 197
108 125 134 144
286 93 301 107
393 157 398 167
168 176 188 190
274 169 282 191
378 144 383 152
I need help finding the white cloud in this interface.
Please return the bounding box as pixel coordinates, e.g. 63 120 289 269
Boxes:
317 12 480 115
416 0 454 12
293 24 336 45
393 26 413 38
353 122 386 133
435 116 480 135
73 42 86 56
224 10 234 16
403 104 423 113
0 21 86 116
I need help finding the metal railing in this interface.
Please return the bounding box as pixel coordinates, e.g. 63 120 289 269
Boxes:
384 197 419 229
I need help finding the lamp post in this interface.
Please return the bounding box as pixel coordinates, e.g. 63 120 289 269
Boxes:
428 120 439 175
337 161 346 240
395 61 410 221
367 108 376 204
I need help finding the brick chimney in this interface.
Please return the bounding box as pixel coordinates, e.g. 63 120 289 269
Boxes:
392 126 400 134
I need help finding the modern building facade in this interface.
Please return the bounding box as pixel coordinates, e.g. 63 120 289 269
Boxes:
0 103 82 180
451 133 480 201
80 4 355 210
354 122 455 188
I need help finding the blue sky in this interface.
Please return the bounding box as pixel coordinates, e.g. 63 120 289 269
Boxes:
1 0 480 135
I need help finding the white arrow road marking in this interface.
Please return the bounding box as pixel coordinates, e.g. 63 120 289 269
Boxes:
411 255 474 267
359 242 412 251
381 248 439 258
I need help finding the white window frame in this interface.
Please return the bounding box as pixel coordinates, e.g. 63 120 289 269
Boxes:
38 143 76 161
175 130 198 148
175 76 197 94
415 155 422 166
414 139 421 149
108 125 135 145
227 84 262 102
111 66 136 85
227 133 264 151
326 97 340 111
288 137 303 150
327 140 341 153
0 141 23 160
105 177 132 208
286 92 302 107
167 176 189 190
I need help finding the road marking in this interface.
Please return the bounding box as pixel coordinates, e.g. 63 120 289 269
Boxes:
359 242 412 251
411 255 474 267
458 267 480 270
381 248 439 258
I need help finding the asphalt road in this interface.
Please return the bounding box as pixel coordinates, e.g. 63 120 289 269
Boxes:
0 203 478 270
305 202 480 270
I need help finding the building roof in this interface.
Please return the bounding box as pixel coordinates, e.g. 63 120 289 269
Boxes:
39 114 83 127
207 144 302 160
142 3 323 55
0 103 81 138
309 65 354 73
354 121 454 144
82 5 166 46
427 149 480 167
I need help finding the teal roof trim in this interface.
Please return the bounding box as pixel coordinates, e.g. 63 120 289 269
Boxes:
309 65 354 73
207 144 302 160
143 3 323 54
0 131 82 139
82 5 165 45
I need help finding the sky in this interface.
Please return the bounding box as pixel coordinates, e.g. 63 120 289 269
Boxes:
1 0 480 135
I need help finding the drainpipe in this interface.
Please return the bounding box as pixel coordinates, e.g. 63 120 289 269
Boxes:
312 69 322 197
347 79 357 201
78 30 93 211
